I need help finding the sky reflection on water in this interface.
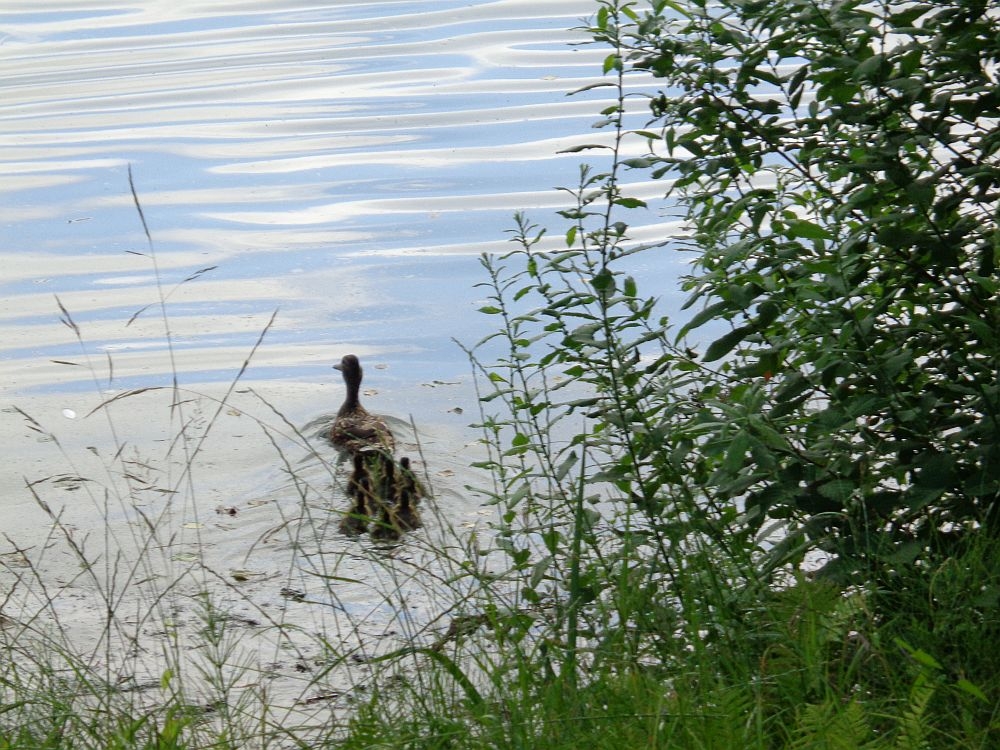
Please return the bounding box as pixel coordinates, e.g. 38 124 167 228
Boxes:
1 0 684 399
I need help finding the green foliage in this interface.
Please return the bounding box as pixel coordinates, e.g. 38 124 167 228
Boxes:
6 2 1000 748
408 1 1000 747
598 0 1000 585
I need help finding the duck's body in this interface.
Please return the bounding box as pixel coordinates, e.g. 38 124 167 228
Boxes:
329 354 395 453
390 489 421 533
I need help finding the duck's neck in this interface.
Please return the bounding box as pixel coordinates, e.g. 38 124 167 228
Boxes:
339 377 362 414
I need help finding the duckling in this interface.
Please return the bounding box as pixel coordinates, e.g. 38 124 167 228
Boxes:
370 456 425 540
370 453 403 542
338 452 373 536
371 511 401 542
329 354 395 453
392 456 423 531
397 456 425 498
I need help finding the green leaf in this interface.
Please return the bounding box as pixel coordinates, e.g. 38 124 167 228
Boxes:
703 325 751 362
818 478 854 502
786 219 833 240
677 300 731 339
854 53 888 80
614 196 647 209
956 679 989 703
595 5 608 30
555 451 578 480
567 81 618 95
622 157 657 168
530 555 552 588
557 144 613 153
895 639 943 671
591 269 615 293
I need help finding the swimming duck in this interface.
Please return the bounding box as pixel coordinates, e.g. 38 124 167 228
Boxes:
340 449 402 536
329 354 395 453
338 452 374 536
371 456 424 540
392 456 423 531
369 453 404 541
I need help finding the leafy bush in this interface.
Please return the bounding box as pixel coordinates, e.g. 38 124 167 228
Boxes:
403 1 1000 746
6 2 999 747
597 0 1000 584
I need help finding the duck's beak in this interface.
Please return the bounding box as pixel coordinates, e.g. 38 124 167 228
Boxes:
333 363 343 371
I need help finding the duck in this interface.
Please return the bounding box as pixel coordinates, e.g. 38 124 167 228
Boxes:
338 452 374 536
392 456 423 531
371 456 425 540
369 452 404 541
329 354 395 453
340 448 403 536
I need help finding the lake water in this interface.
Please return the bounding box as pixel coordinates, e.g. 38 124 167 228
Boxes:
0 0 684 726
1 0 678 398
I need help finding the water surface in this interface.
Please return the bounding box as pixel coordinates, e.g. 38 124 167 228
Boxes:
2 0 680 400
0 0 684 719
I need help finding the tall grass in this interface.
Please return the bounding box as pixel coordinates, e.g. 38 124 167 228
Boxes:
330 193 998 746
334 5 999 747
0 172 504 749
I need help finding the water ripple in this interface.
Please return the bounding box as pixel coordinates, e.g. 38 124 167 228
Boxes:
0 0 679 401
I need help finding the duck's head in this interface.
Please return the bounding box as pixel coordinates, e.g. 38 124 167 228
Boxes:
334 354 363 384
